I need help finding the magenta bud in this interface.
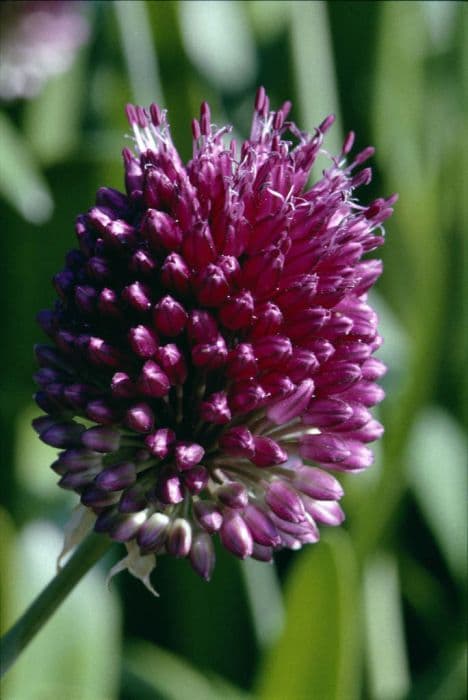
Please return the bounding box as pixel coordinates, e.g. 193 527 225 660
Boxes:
293 466 344 500
86 399 120 425
226 344 257 380
157 469 184 504
166 518 192 558
260 371 295 399
183 465 209 494
156 344 187 384
192 335 227 369
175 441 205 471
219 426 255 458
220 511 253 559
193 500 223 533
303 498 345 526
129 325 159 358
250 302 283 338
58 469 96 491
216 482 249 509
344 419 384 443
187 309 218 344
81 485 119 509
314 361 362 393
229 380 266 414
137 360 170 398
265 481 306 523
182 222 216 268
190 533 215 581
153 295 187 336
122 281 152 313
143 209 182 251
95 461 137 491
40 421 85 448
88 337 124 369
110 512 148 542
111 371 136 399
253 335 292 370
194 264 229 307
302 398 353 428
160 253 191 296
58 448 102 471
200 391 231 424
98 288 122 320
251 436 288 467
287 349 319 382
118 484 148 513
145 428 176 458
361 358 387 381
219 290 254 330
243 504 280 546
82 426 121 453
75 285 97 315
87 256 112 282
130 249 156 277
125 402 155 433
267 379 315 425
299 433 351 465
33 367 61 387
137 513 170 553
241 247 284 299
339 381 385 407
251 543 274 562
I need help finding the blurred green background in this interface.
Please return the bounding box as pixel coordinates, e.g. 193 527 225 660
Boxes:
1 1 466 699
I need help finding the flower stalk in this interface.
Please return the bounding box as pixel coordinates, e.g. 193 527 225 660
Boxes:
0 533 111 677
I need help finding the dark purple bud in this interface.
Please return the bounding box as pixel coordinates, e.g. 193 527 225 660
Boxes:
110 511 148 542
192 335 228 370
111 372 136 399
265 481 306 523
229 380 266 414
287 349 319 382
102 219 136 249
82 426 121 453
157 469 184 504
145 428 176 458
40 421 85 448
125 402 155 433
261 371 295 399
119 483 148 513
219 290 254 330
175 441 205 471
153 295 187 336
182 222 216 268
96 186 129 215
243 504 280 546
87 256 112 282
97 288 122 320
299 433 351 464
88 337 124 368
137 360 170 398
187 310 218 344
200 391 231 425
36 309 57 336
156 344 187 384
253 335 292 370
250 302 283 338
160 253 191 296
53 269 75 299
267 379 315 425
75 285 97 315
226 344 257 380
219 426 255 458
251 436 288 467
339 381 385 407
220 511 253 559
81 485 119 509
166 518 192 557
32 415 57 435
121 281 152 314
129 325 159 358
58 469 96 490
251 543 274 562
190 533 215 581
193 500 223 533
293 466 344 500
143 209 182 251
241 247 284 300
137 513 170 553
183 465 209 494
130 249 156 277
216 482 249 509
86 399 120 425
194 264 229 307
95 461 137 491
314 361 362 394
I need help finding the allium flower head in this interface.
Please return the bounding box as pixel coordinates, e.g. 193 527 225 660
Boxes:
34 88 395 589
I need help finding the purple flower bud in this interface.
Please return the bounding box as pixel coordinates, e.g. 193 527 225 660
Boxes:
40 421 85 448
250 436 288 467
160 253 191 296
95 461 137 491
187 310 218 344
143 209 182 251
287 349 319 382
183 465 209 494
81 485 119 509
145 428 176 458
125 402 155 433
216 482 249 509
57 448 102 471
300 433 351 464
190 533 215 581
219 426 255 458
267 379 315 425
250 302 283 338
137 360 170 398
194 264 229 307
118 484 148 513
110 511 148 542
192 335 228 370
243 504 280 546
200 391 231 424
88 337 124 368
182 222 216 268
193 500 223 533
137 513 170 552
82 426 121 453
226 343 257 381
302 398 353 428
219 291 254 330
266 481 306 523
251 543 274 562
129 325 159 358
220 511 253 559
303 497 345 526
86 399 120 425
166 518 192 558
229 380 266 414
122 281 152 314
156 344 187 384
153 295 188 337
293 466 344 500
157 468 184 504
111 372 136 399
175 441 205 471
253 335 292 370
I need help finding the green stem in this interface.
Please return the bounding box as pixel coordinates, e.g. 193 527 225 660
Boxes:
0 532 112 677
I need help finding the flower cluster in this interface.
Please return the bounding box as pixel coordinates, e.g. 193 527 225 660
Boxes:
33 88 395 588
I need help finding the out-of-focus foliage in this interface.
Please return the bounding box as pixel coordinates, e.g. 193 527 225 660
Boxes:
1 2 465 699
